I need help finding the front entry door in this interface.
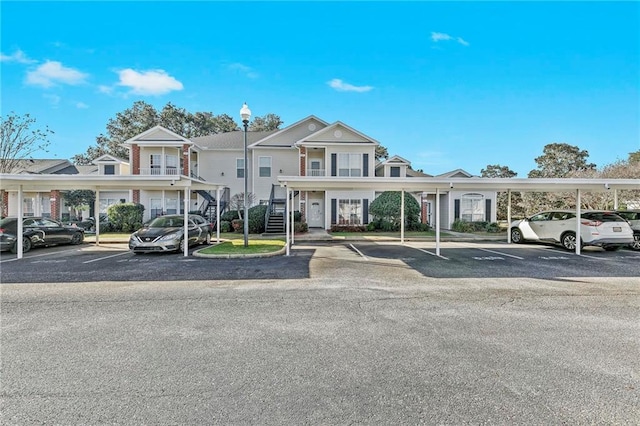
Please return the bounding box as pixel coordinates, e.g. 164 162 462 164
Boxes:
308 198 324 228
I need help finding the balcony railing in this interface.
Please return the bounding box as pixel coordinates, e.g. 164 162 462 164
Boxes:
308 169 326 177
138 167 183 176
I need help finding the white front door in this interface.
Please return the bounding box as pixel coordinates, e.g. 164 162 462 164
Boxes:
308 198 324 228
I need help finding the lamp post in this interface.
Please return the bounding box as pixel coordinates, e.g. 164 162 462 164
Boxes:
240 102 251 247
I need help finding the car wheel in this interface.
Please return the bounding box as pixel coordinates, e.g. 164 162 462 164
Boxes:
631 235 640 251
510 228 524 244
561 232 581 251
178 238 186 253
11 236 32 254
205 232 212 245
70 232 84 245
603 245 621 252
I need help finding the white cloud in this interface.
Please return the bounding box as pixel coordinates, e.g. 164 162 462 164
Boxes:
431 32 470 46
0 49 36 64
328 78 373 93
76 102 89 109
228 62 259 79
26 61 88 87
116 68 183 95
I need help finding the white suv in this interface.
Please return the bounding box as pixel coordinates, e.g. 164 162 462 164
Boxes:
510 210 634 251
615 210 640 250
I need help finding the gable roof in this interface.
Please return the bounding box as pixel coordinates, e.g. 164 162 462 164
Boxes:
248 115 329 148
92 154 129 164
2 159 79 175
294 121 380 147
192 130 278 150
380 155 411 166
436 168 475 178
122 125 191 146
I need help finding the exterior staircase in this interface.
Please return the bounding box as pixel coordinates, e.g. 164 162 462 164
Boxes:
195 188 230 224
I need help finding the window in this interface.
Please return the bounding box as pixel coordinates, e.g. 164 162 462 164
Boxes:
338 153 362 177
236 158 244 178
150 154 161 174
259 157 271 178
104 164 115 175
165 155 179 175
338 199 362 225
150 198 162 218
165 198 178 215
460 193 485 222
99 198 119 214
390 166 400 177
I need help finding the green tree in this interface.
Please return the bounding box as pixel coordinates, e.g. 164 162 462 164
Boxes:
375 145 389 162
480 164 524 220
249 113 283 131
0 112 53 173
528 143 596 178
369 191 420 229
72 101 253 165
62 190 95 220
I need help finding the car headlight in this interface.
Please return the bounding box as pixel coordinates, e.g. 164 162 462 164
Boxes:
158 231 182 241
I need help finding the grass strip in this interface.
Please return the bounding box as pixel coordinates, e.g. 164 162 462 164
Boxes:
199 239 285 255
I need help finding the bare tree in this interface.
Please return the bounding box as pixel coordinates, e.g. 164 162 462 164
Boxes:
229 192 256 220
0 112 53 173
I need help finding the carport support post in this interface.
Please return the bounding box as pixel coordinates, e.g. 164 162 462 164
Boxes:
183 188 189 257
613 190 618 210
216 187 221 243
286 186 291 256
17 185 23 259
401 189 405 244
94 188 100 246
507 190 512 244
435 188 441 257
290 190 295 246
576 189 581 256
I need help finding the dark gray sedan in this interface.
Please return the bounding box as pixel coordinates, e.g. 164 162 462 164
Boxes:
0 217 85 253
128 214 213 253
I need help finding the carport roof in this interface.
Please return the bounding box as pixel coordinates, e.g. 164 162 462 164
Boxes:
277 176 640 192
0 174 226 191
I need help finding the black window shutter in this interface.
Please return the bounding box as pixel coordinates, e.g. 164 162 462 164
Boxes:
363 199 369 224
331 199 337 224
454 199 460 220
363 153 369 177
331 154 337 177
486 199 491 222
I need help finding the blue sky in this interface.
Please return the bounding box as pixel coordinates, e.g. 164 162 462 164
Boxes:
2 1 638 177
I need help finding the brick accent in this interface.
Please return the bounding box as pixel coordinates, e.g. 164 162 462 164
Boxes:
51 190 61 220
1 190 8 217
299 146 306 176
132 144 140 175
300 192 307 222
182 144 190 177
133 190 140 204
421 193 427 224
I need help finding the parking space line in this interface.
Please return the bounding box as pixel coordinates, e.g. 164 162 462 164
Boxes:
478 248 524 260
349 244 368 261
0 248 77 264
529 246 615 261
83 251 132 264
416 248 449 260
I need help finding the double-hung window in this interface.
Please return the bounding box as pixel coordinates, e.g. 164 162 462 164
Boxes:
104 164 115 175
150 154 161 175
461 193 485 222
338 199 362 225
236 158 245 178
338 153 361 177
259 157 271 178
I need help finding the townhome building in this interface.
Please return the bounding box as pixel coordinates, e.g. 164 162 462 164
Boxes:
2 115 497 230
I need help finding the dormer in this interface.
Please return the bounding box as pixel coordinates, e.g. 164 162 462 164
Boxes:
436 169 475 178
376 155 411 178
122 126 193 176
93 154 130 176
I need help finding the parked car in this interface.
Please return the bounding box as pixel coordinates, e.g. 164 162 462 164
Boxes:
510 210 634 251
128 214 213 253
66 214 111 232
0 217 85 253
614 209 640 250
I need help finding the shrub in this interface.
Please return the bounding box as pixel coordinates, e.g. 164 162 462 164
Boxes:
369 191 420 227
107 202 144 232
221 210 240 222
220 221 232 233
294 222 308 233
330 224 366 232
231 219 243 233
294 211 302 223
248 204 268 234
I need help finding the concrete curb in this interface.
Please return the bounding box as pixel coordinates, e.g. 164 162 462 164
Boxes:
192 243 287 259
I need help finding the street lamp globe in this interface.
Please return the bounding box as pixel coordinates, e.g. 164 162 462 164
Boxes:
240 103 251 123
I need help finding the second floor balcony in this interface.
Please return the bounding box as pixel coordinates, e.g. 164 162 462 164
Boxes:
138 167 183 176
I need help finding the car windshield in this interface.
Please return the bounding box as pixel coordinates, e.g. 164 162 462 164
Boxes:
148 217 184 228
0 217 16 227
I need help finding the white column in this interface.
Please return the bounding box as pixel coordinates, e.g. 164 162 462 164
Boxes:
576 189 581 256
286 186 291 256
400 189 405 244
17 185 23 259
216 187 221 243
290 191 295 245
435 188 441 257
95 188 100 246
183 187 189 257
614 190 618 210
507 190 512 244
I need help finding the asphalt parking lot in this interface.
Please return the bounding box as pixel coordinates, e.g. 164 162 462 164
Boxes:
2 241 639 424
1 240 639 283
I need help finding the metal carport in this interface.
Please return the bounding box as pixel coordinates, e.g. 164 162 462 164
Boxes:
277 176 640 256
0 174 226 258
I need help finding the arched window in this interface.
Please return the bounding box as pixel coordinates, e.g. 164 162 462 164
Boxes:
461 193 484 222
